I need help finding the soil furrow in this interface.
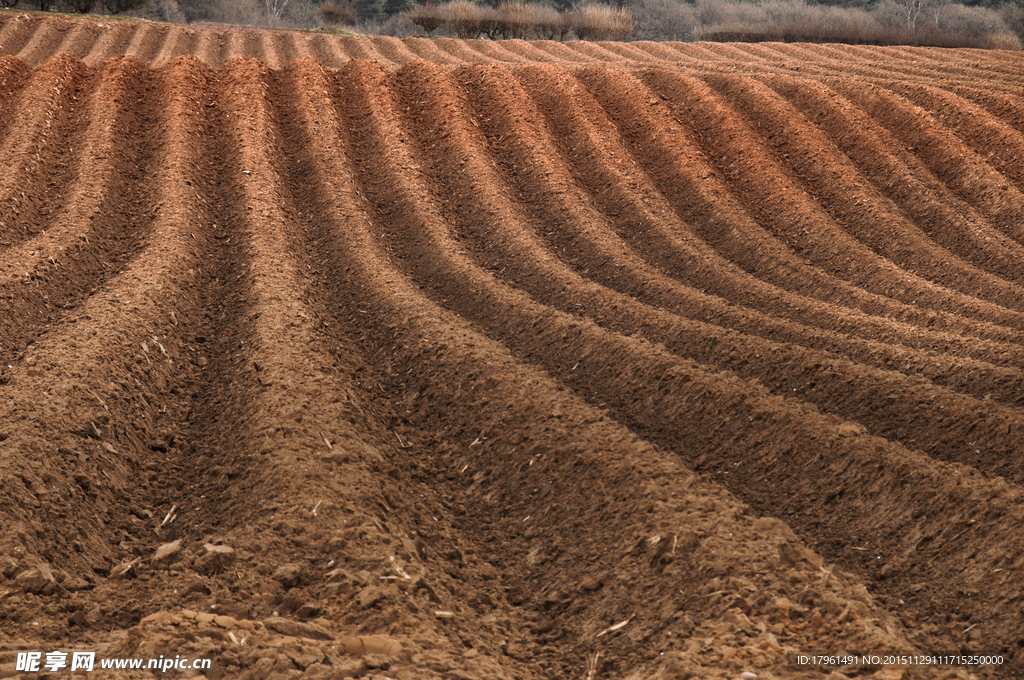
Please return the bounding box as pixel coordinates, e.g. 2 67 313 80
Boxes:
432 37 498 64
505 66 1008 369
392 61 1024 489
303 33 343 66
399 36 464 64
0 55 93 244
494 38 565 63
765 75 1024 289
336 59 1024 674
80 20 137 66
574 66 1024 361
225 29 263 63
891 82 1024 199
122 22 169 64
14 18 66 67
708 73 1024 295
0 56 226 625
0 55 31 142
828 80 1024 249
954 87 1024 139
526 39 601 63
194 28 229 68
257 31 284 69
458 38 530 64
0 13 40 59
367 35 420 66
0 56 159 373
639 70 1024 333
53 21 97 60
153 26 199 68
281 57 938 680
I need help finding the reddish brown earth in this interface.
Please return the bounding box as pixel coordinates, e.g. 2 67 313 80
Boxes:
2 8 1024 680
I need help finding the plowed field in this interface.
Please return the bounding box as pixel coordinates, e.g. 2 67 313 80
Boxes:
2 9 1024 680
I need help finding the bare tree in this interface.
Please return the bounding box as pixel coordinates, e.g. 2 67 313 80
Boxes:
893 0 946 30
264 0 289 22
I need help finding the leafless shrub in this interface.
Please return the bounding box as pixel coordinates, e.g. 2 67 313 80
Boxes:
408 2 445 35
532 3 561 39
572 3 635 41
1000 2 1024 41
497 1 535 39
985 30 1022 49
632 0 697 41
318 0 357 25
358 11 418 35
689 0 1013 48
0 0 19 8
445 0 482 38
478 5 504 38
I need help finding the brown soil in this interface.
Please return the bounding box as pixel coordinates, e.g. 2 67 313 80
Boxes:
2 9 1024 680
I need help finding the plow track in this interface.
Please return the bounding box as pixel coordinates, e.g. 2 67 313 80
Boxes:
2 10 1024 680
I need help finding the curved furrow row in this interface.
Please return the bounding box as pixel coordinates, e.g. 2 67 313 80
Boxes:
392 61 1024 488
954 86 1024 140
0 56 218 585
0 54 93 245
504 65 1024 406
150 25 197 68
497 38 570 63
367 35 421 66
335 59 1024 667
0 13 39 58
14 18 67 68
254 32 282 70
303 33 344 66
890 82 1024 195
229 29 267 64
591 41 663 64
54 21 99 60
400 36 465 64
628 40 694 63
0 55 31 141
829 79 1024 248
193 28 229 69
340 34 401 66
573 66 1024 364
830 44 1024 87
639 69 1024 335
458 38 531 64
432 37 499 64
0 57 159 371
888 44 1024 81
275 57 932 679
122 22 170 65
710 73 1024 293
528 39 602 63
732 43 948 86
565 39 638 63
80 19 138 66
266 30 300 67
779 44 1002 92
765 75 1024 291
199 58 430 563
286 31 315 62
